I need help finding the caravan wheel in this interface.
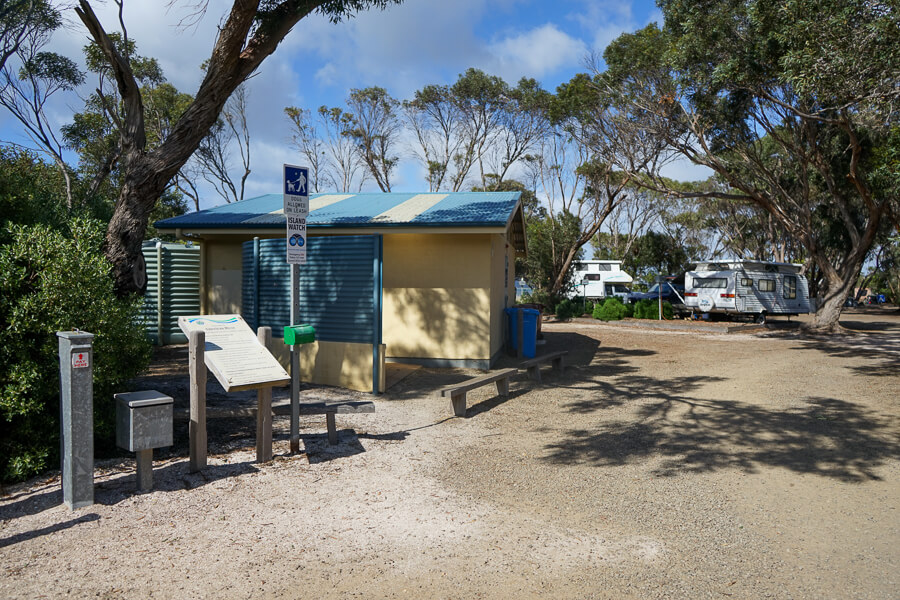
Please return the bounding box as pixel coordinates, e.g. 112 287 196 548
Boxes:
756 311 767 324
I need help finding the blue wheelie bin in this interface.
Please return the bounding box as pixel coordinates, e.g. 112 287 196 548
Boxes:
505 307 540 358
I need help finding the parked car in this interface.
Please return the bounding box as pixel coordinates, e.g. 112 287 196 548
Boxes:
626 282 685 306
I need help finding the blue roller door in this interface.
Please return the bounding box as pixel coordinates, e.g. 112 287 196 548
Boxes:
242 236 383 346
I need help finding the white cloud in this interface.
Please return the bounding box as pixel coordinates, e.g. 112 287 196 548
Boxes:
487 24 587 82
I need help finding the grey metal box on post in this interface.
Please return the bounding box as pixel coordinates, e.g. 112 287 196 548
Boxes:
115 390 173 491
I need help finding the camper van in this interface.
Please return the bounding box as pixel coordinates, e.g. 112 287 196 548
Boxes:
568 260 634 301
684 260 811 322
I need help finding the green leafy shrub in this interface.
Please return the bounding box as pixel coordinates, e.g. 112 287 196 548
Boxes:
593 297 628 321
554 298 577 321
624 302 635 318
632 299 674 319
632 299 654 319
0 219 151 482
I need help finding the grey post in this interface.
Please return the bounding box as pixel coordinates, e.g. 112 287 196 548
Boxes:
189 329 207 472
290 263 300 454
257 326 273 462
57 331 94 510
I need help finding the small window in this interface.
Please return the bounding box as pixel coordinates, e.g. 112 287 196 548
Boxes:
693 277 727 288
741 278 753 287
584 274 602 281
759 279 776 292
784 275 797 299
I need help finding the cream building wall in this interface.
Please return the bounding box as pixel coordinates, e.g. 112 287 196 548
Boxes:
382 233 493 366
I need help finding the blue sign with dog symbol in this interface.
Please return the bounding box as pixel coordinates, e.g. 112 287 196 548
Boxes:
284 165 308 196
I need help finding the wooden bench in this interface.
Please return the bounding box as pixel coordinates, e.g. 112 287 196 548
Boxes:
436 368 518 417
179 400 375 446
520 350 569 383
273 401 375 445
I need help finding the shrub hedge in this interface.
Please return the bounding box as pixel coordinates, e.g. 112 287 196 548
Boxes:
0 219 151 482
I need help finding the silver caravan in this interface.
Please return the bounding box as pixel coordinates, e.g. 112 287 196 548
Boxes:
684 260 811 322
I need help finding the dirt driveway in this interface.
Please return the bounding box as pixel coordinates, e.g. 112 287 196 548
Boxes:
2 308 898 599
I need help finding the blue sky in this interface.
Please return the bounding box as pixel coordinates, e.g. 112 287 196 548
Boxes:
0 0 710 210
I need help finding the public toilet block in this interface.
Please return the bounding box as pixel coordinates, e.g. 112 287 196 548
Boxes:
155 192 527 392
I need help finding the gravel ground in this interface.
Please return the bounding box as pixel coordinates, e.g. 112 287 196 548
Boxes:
1 307 898 599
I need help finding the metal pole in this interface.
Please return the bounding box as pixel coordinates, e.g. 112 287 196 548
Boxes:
657 275 664 320
290 263 300 454
57 331 94 510
156 242 164 344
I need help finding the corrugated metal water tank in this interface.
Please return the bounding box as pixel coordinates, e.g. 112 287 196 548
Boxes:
241 236 382 345
141 241 201 345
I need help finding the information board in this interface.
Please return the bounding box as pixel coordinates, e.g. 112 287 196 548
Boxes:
178 315 290 392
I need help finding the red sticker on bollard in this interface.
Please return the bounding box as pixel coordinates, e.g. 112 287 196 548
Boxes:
72 352 89 368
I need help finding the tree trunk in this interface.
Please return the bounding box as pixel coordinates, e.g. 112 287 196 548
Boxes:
75 0 321 295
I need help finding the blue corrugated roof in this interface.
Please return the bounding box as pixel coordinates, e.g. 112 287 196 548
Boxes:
156 192 522 230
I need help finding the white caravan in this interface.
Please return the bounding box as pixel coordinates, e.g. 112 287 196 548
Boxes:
684 260 811 322
569 260 634 300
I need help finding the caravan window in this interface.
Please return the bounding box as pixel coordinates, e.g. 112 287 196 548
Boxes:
784 275 797 299
584 274 602 281
759 279 776 292
693 277 727 288
741 278 753 287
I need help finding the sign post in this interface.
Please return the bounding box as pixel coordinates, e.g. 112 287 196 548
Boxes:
283 164 309 453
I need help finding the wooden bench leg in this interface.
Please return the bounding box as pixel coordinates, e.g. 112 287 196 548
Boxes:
527 365 542 383
326 413 338 445
451 392 467 417
553 356 565 373
256 386 273 463
495 376 509 397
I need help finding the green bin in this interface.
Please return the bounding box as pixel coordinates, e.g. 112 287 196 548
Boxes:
284 324 316 345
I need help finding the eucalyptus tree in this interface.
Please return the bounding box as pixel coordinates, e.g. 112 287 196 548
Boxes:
189 84 253 205
62 34 178 201
598 0 899 331
345 86 401 192
0 1 83 208
403 82 464 192
284 106 327 193
485 77 552 186
285 103 370 193
0 0 58 75
72 0 404 295
525 71 666 297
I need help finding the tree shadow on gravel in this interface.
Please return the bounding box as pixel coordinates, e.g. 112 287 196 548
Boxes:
542 377 900 482
789 333 900 378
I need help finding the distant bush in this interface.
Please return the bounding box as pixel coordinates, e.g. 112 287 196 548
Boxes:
632 299 654 319
0 219 151 482
521 289 555 312
554 298 578 321
593 298 628 321
632 299 674 319
624 302 635 318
